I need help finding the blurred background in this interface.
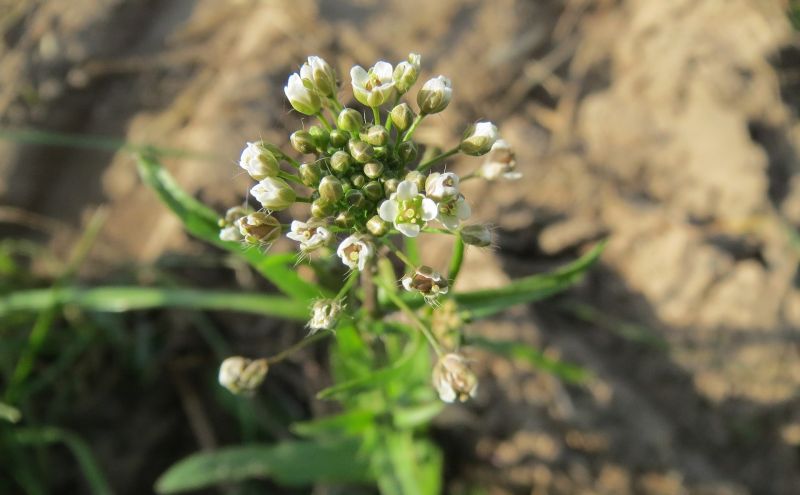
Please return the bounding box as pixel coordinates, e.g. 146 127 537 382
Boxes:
2 0 800 493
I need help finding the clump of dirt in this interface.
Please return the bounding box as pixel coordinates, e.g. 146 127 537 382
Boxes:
1 0 799 494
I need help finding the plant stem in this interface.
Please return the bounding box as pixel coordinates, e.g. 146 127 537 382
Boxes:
295 196 312 203
316 112 333 131
336 269 360 301
377 279 443 356
415 147 459 172
278 171 304 185
460 172 478 182
361 258 380 318
401 115 424 142
267 331 331 364
448 233 465 283
371 106 381 126
328 96 343 114
381 239 416 268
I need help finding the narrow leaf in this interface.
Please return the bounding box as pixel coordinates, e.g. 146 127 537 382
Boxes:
292 409 376 437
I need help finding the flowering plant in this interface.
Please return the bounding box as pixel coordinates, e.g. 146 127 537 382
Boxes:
142 53 603 494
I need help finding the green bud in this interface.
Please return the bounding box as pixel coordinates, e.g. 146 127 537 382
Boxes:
348 139 375 163
338 108 363 133
393 54 420 94
383 178 399 196
291 130 316 154
300 56 337 97
373 146 388 160
345 189 367 208
299 162 322 187
335 211 355 228
309 125 329 150
362 180 384 201
367 215 389 236
362 125 389 147
404 170 425 192
363 161 384 179
397 141 418 164
330 150 352 174
329 129 349 148
239 142 279 180
351 174 366 188
318 175 344 202
237 212 281 245
460 224 493 247
417 76 452 115
250 177 296 211
459 122 498 156
390 103 415 132
311 198 335 218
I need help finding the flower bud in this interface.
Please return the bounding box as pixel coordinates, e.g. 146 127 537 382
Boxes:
417 76 452 115
308 298 342 333
383 178 399 196
425 172 460 202
404 170 426 192
318 175 344 202
330 150 352 174
460 224 493 247
291 130 317 154
284 73 322 116
362 125 389 147
237 211 282 245
350 173 366 188
363 161 384 179
390 103 415 131
432 353 477 403
397 141 418 164
393 53 421 94
362 180 384 201
366 215 389 236
329 129 349 148
300 56 337 97
219 205 252 242
299 162 322 187
401 265 449 303
348 139 375 164
311 198 334 218
335 211 355 228
219 356 269 395
337 108 363 133
309 125 329 150
238 142 279 180
250 177 296 210
345 188 367 208
459 122 498 156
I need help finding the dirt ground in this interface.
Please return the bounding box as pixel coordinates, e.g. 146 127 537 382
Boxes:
2 0 800 493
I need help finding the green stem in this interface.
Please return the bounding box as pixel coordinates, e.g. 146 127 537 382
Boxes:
401 115 424 142
336 269 360 301
460 172 478 182
372 107 381 126
416 147 459 172
328 96 343 114
381 239 416 268
295 196 312 203
278 171 304 185
267 331 331 364
448 233 465 284
421 227 455 235
377 279 443 356
404 236 420 265
316 112 333 131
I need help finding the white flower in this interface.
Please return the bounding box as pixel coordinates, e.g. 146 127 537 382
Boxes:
417 76 452 114
250 177 296 211
378 180 438 237
460 121 498 156
286 220 331 252
300 55 337 97
218 356 269 395
432 353 478 403
425 172 460 202
437 195 471 230
239 142 278 180
478 139 522 181
284 73 321 115
350 61 395 107
393 53 421 94
336 235 374 271
308 299 342 333
219 225 241 242
402 266 449 304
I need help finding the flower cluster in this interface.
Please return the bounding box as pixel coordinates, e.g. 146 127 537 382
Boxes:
218 54 522 402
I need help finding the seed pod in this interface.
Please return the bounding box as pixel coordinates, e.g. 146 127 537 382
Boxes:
397 141 418 164
366 215 389 236
337 108 363 133
363 161 384 179
330 150 352 174
299 162 322 187
362 180 384 201
290 130 317 154
348 139 375 164
329 129 349 148
319 175 344 202
362 125 389 147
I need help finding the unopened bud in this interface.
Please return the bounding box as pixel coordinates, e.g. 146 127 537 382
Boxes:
237 211 281 245
366 215 389 236
284 73 321 116
318 175 344 202
348 139 375 163
239 142 279 180
417 76 452 115
362 125 389 147
329 129 349 148
291 130 317 154
345 189 367 208
362 180 384 201
300 56 337 97
219 356 269 395
363 161 384 179
250 178 296 211
335 210 355 228
404 170 426 192
390 103 415 131
311 198 334 218
351 174 366 188
309 125 329 150
459 122 498 156
337 108 363 133
397 141 418 164
383 178 399 196
330 150 352 174
460 224 493 247
432 353 477 403
299 162 322 187
393 53 421 94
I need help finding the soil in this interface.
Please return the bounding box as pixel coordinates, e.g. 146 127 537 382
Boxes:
2 0 800 494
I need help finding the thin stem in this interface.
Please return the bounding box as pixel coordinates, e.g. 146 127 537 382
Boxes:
404 236 420 265
361 258 380 319
421 227 455 235
380 238 416 268
448 233 465 284
377 279 443 356
278 171 304 185
336 269 360 301
401 115 424 142
316 112 333 131
267 331 330 364
371 107 381 126
328 96 343 114
295 196 312 203
460 172 478 182
416 147 459 172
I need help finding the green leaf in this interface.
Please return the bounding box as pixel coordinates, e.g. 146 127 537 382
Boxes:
154 439 372 493
136 154 323 301
375 432 442 495
12 426 112 495
467 335 589 384
392 402 444 430
0 402 21 423
0 286 309 321
292 409 376 438
455 241 606 319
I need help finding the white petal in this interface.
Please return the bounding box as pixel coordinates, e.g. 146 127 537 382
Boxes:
350 66 368 86
437 382 457 403
421 198 438 221
378 199 398 222
372 61 393 81
396 180 417 200
397 223 420 237
401 277 413 291
300 63 312 81
439 214 459 230
456 200 471 220
286 231 302 243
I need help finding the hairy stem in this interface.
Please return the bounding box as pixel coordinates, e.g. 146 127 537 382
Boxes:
416 147 459 173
